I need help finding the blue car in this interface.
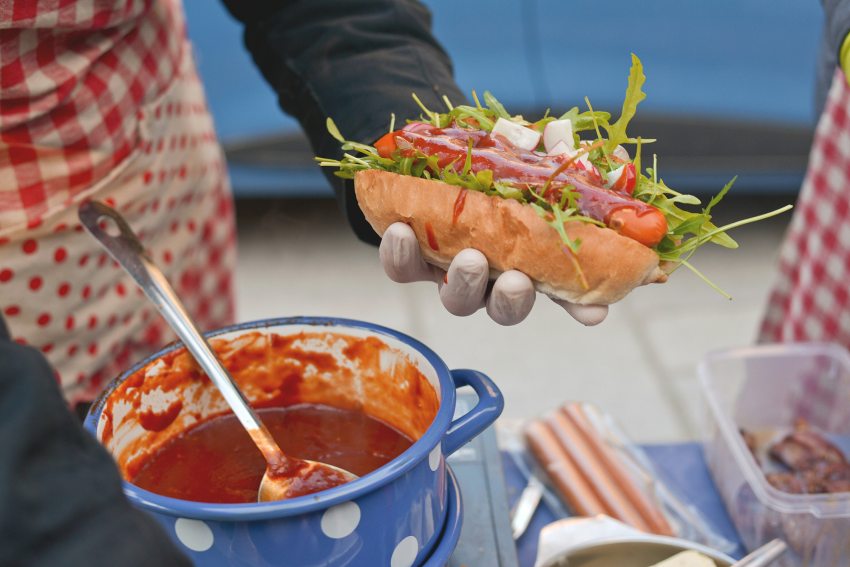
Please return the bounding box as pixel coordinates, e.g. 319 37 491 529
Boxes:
185 0 822 197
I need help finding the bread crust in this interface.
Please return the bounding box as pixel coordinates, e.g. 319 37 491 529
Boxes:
354 169 668 304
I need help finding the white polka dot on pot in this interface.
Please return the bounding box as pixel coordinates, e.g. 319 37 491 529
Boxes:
320 501 361 539
174 518 214 552
390 536 419 567
428 444 441 472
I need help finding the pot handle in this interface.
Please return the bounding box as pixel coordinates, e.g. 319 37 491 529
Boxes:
443 369 504 456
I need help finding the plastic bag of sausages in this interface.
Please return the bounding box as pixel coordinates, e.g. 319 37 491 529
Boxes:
521 401 736 554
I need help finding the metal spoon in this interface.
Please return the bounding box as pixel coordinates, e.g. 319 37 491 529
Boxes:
78 201 357 501
730 539 787 567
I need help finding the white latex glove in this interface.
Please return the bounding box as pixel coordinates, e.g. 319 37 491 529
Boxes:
379 223 609 326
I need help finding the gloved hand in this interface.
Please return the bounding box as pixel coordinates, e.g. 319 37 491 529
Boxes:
379 223 609 326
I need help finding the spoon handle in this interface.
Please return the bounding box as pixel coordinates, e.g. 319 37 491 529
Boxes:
731 539 787 566
78 201 282 463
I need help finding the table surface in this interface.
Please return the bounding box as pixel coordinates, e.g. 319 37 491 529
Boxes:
499 443 747 567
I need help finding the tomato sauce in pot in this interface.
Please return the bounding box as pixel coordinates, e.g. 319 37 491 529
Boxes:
98 330 440 503
131 404 413 503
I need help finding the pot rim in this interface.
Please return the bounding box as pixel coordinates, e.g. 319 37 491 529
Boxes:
84 316 455 521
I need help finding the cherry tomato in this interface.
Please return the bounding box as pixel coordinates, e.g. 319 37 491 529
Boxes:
374 131 398 158
610 163 636 194
607 206 667 247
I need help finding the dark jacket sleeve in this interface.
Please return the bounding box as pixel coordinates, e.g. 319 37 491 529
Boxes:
818 0 850 114
0 316 191 567
220 0 466 244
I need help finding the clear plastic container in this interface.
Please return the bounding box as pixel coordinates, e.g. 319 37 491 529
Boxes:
698 343 850 567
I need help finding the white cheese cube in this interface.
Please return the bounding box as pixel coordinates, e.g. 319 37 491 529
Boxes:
491 117 541 151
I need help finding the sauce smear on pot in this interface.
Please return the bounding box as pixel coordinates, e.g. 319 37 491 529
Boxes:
131 404 413 503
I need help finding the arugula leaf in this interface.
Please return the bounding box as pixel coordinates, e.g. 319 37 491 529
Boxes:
463 139 473 175
483 91 510 119
412 93 441 126
452 105 495 130
559 106 613 133
604 53 647 153
705 176 736 217
671 215 710 237
667 194 702 206
491 181 524 201
679 259 733 300
326 118 345 143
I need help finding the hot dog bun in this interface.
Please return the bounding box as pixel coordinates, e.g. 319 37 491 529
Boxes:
354 169 668 305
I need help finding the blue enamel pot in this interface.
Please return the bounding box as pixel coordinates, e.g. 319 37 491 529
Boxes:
84 317 502 567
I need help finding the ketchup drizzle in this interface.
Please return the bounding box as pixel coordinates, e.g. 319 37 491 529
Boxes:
424 222 439 251
452 189 468 225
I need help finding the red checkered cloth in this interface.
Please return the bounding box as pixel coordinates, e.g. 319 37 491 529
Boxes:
760 69 850 346
0 0 236 403
759 69 850 421
0 0 182 232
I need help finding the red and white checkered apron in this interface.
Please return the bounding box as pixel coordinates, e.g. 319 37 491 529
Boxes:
759 69 850 345
758 69 850 422
0 0 236 404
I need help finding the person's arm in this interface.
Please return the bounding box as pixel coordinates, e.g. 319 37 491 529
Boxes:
220 0 465 244
221 0 608 326
0 315 191 567
824 0 850 84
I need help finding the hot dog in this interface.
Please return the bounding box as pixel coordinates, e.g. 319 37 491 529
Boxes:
524 404 676 537
320 55 791 304
524 420 607 516
563 404 673 535
546 410 651 530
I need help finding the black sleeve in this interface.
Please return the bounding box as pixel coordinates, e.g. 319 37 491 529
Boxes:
220 0 466 245
0 329 191 567
817 1 850 114
823 0 850 61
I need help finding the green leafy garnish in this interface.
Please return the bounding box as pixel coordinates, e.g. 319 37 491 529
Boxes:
604 53 647 153
326 117 345 143
483 91 511 119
